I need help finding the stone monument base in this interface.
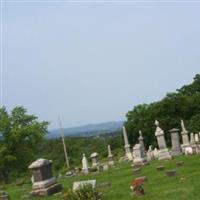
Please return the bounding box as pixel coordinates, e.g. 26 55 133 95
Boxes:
31 183 62 196
133 157 148 166
158 149 172 160
171 147 182 157
181 144 190 154
125 152 133 161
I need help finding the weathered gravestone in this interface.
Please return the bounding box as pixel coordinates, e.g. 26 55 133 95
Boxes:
170 128 182 156
147 145 154 161
138 131 146 156
176 161 184 167
166 170 176 177
190 133 197 154
82 153 89 175
28 158 62 196
73 180 96 191
155 120 172 160
133 144 148 166
90 152 99 167
156 166 165 171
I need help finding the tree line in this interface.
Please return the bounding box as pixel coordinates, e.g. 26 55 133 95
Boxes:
124 74 200 148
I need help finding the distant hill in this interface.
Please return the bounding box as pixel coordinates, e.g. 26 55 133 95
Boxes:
47 121 124 138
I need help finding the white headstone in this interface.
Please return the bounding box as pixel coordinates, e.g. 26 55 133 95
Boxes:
82 154 89 174
154 120 171 160
73 180 96 191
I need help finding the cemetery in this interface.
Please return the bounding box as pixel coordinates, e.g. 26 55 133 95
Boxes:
1 75 200 200
2 117 200 199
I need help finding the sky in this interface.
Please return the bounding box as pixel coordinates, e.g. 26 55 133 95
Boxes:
1 1 200 129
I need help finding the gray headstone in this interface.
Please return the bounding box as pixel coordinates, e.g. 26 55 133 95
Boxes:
28 158 62 196
170 128 182 156
155 120 171 160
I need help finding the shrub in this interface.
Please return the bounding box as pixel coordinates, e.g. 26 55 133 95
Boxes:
63 184 102 200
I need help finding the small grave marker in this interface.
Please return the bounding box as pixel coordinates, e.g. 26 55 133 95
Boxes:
176 161 184 167
166 170 176 177
156 166 165 171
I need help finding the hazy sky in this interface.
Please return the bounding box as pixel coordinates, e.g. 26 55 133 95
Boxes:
1 1 200 129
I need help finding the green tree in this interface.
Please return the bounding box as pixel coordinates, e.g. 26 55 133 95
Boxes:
0 106 48 183
124 74 200 148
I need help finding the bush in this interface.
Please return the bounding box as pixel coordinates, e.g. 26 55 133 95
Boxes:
63 184 102 200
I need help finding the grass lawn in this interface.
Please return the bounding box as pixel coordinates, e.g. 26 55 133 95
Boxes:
3 155 200 200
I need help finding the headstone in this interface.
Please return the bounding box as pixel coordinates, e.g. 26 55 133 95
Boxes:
97 182 111 189
122 126 133 161
195 134 199 142
166 170 176 177
82 153 89 175
28 158 62 196
90 152 99 167
190 133 197 153
153 148 159 159
73 180 96 191
103 164 109 171
132 144 148 166
156 166 165 171
107 145 114 166
181 119 190 153
147 145 153 161
138 130 146 156
155 120 171 160
176 161 184 167
0 191 9 200
170 128 182 156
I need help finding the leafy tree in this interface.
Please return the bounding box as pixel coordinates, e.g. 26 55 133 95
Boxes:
124 74 200 148
0 106 48 182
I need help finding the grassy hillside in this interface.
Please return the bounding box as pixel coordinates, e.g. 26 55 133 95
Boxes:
3 155 200 200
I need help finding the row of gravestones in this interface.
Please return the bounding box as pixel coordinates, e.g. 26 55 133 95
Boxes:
3 119 198 199
122 119 200 166
82 147 114 175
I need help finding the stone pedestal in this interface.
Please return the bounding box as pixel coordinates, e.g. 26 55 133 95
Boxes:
122 126 133 160
107 145 114 166
155 120 171 160
29 159 62 196
90 152 99 167
133 144 148 166
170 128 182 156
180 119 190 153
